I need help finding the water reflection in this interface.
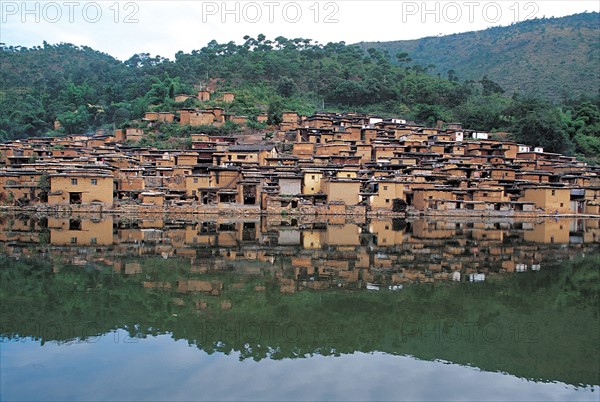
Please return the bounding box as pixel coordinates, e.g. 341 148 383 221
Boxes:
1 215 598 287
0 214 599 399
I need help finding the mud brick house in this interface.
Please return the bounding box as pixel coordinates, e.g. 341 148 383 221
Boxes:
0 107 599 216
48 172 114 205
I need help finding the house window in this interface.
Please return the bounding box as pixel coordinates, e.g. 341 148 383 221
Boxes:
311 175 315 180
560 203 564 208
383 186 388 190
71 178 78 185
91 179 97 185
385 199 390 203
193 178 198 183
90 238 97 245
551 190 556 196
70 237 77 244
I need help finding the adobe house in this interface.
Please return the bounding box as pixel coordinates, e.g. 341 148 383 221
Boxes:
237 180 261 205
412 188 457 210
520 187 571 213
208 107 225 124
178 109 194 125
51 148 79 159
207 168 241 190
48 173 114 205
144 112 159 122
306 115 333 129
185 174 211 199
156 153 175 168
197 90 211 101
449 131 464 142
229 115 248 126
315 143 350 156
125 128 144 142
490 168 516 181
140 191 165 206
366 180 406 210
516 171 551 183
174 153 199 166
157 112 175 123
337 125 361 142
113 129 126 142
220 145 278 167
392 155 419 166
282 111 299 124
117 174 145 197
257 114 268 124
264 155 298 167
469 187 507 203
323 179 361 206
292 142 315 159
362 128 379 143
0 170 43 204
190 133 211 143
303 171 324 195
49 217 114 246
174 94 195 103
356 144 373 163
222 92 235 103
187 109 224 126
279 175 302 196
336 169 358 179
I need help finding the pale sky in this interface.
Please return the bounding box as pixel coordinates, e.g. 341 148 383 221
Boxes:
1 1 598 60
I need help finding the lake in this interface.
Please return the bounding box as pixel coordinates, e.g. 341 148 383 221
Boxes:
1 214 599 401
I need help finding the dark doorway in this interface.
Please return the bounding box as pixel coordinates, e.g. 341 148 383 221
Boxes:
69 192 82 204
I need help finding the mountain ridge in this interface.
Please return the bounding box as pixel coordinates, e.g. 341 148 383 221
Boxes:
355 12 600 101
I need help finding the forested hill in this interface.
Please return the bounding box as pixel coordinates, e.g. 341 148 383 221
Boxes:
1 16 599 161
356 12 600 101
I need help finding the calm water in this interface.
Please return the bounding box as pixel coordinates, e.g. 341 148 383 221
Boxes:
1 215 599 401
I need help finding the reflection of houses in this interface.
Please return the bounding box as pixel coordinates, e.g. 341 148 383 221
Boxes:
523 220 570 244
1 216 598 292
49 217 113 246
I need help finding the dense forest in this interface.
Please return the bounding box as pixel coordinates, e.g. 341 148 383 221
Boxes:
358 13 600 101
1 13 599 161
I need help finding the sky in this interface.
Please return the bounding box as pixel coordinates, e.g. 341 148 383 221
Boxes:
1 1 599 60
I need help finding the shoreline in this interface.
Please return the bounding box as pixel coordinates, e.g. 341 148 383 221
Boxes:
1 205 598 221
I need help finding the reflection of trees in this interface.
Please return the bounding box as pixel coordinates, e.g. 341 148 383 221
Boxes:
0 255 598 387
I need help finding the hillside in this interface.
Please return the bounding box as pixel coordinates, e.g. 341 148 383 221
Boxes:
356 12 600 101
1 20 599 161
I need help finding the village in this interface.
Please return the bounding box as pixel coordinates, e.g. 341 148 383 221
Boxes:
1 88 600 217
